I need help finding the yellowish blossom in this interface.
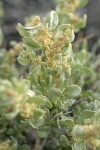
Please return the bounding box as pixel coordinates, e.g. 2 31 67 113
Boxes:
32 16 41 26
36 26 53 50
0 141 11 150
20 103 36 118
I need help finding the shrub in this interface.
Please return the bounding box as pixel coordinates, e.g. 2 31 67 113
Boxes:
0 0 100 150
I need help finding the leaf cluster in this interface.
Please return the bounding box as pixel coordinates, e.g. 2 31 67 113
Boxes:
0 0 100 150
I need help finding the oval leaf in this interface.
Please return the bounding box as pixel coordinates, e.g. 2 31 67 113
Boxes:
60 135 71 146
27 96 52 109
24 37 41 50
17 56 29 65
59 118 74 129
32 108 45 122
50 11 58 30
76 109 95 124
66 85 81 98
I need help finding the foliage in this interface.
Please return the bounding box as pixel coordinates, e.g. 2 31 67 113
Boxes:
45 0 87 32
0 0 100 150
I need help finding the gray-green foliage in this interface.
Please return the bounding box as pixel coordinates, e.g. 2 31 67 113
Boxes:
0 0 100 150
17 10 100 150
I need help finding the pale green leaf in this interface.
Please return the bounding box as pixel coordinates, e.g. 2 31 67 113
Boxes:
60 135 71 146
27 96 52 109
73 141 86 150
57 24 71 32
59 118 74 129
50 11 58 30
25 23 41 34
17 56 29 65
17 23 29 36
66 85 81 98
32 108 45 122
76 109 95 124
37 127 49 138
24 37 41 50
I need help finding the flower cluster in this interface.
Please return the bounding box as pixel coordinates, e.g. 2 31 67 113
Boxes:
72 125 100 149
0 140 12 150
0 79 36 119
20 103 36 118
57 0 79 13
55 0 87 31
0 0 100 149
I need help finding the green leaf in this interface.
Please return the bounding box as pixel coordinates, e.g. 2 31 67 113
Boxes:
76 109 95 124
94 100 100 110
56 24 71 37
60 135 71 146
76 49 87 65
73 141 86 150
69 29 75 42
50 11 58 30
57 24 71 32
59 118 74 129
27 96 52 109
17 49 30 65
24 37 41 50
37 126 49 138
32 108 45 122
26 49 36 58
82 67 93 77
17 23 29 36
43 98 53 109
92 109 100 122
25 23 41 34
57 24 75 42
66 85 81 98
0 127 7 134
78 0 89 8
0 97 15 108
82 14 87 28
17 56 29 65
13 78 30 94
4 110 20 120
51 87 62 97
46 75 53 86
0 27 3 46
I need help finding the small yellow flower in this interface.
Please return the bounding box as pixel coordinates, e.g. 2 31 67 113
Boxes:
20 103 36 118
73 125 100 149
47 59 57 68
62 0 79 13
36 26 53 50
0 141 11 150
32 16 40 26
62 63 67 69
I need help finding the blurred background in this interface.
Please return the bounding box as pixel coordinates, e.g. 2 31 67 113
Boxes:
0 0 100 51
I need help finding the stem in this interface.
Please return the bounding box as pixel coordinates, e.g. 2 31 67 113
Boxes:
73 34 94 46
34 137 40 150
39 129 51 150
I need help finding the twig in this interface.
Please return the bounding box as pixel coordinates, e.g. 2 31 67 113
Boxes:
73 34 94 45
71 98 87 109
46 137 57 144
